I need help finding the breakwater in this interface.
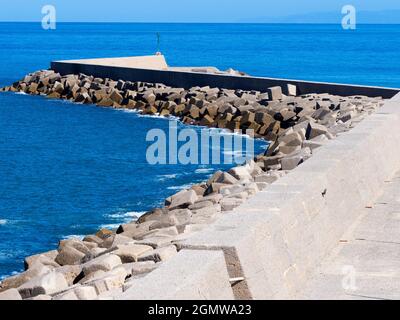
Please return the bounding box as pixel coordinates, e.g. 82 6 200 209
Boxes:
0 69 388 300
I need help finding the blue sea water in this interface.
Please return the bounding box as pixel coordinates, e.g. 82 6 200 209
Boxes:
0 23 400 278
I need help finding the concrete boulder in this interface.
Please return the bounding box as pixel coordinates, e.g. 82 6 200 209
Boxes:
169 190 198 210
200 193 223 204
286 84 297 96
281 147 312 170
267 86 283 101
74 286 98 300
129 261 158 276
113 244 154 263
54 265 82 286
220 198 244 211
18 272 69 299
53 290 79 300
207 171 223 185
255 172 281 184
0 264 51 292
306 122 329 139
215 172 239 185
99 234 133 249
118 224 157 241
82 254 122 276
191 204 221 217
24 250 59 270
146 226 179 238
188 200 214 211
228 166 252 181
86 268 127 295
110 90 123 104
168 208 192 225
136 236 174 249
95 229 113 240
0 288 22 300
138 245 177 263
137 207 176 225
55 246 86 266
59 238 91 255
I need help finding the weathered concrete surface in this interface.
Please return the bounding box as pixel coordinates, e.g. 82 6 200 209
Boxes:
118 93 400 300
297 169 400 300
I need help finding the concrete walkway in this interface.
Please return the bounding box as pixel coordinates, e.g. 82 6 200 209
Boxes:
298 170 400 300
56 55 169 70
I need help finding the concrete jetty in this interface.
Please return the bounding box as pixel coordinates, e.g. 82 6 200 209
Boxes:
1 55 400 300
51 55 399 99
119 92 400 300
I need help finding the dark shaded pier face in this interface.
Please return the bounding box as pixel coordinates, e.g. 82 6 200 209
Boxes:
51 56 399 99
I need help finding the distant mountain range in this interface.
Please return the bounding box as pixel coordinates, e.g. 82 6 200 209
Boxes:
241 10 400 24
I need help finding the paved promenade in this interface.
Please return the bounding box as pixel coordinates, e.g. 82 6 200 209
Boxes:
298 170 400 300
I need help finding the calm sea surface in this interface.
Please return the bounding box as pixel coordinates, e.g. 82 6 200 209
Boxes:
0 23 399 278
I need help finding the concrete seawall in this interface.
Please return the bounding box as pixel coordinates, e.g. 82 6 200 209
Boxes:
49 57 400 299
119 92 400 300
2 56 399 300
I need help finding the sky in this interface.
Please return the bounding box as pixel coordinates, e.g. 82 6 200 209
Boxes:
1 0 400 23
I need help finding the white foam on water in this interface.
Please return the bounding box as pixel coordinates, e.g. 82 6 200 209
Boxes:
194 168 214 174
223 150 247 156
0 219 8 225
120 109 139 114
107 211 144 220
100 223 121 230
0 270 20 281
138 113 168 120
157 174 178 181
167 184 193 191
62 234 84 240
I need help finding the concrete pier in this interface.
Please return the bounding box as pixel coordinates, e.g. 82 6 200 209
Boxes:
51 55 399 99
2 55 400 300
55 55 169 70
119 92 400 300
48 56 400 299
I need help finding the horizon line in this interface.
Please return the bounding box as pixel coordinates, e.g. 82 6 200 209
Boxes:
1 21 400 25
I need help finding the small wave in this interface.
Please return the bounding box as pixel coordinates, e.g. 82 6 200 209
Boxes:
0 219 8 225
107 211 144 219
100 223 120 230
120 109 139 114
168 116 181 122
194 168 214 174
208 127 237 136
0 270 20 281
137 113 181 123
223 150 247 156
137 113 165 119
15 91 27 95
157 174 178 181
167 184 193 191
62 234 84 240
